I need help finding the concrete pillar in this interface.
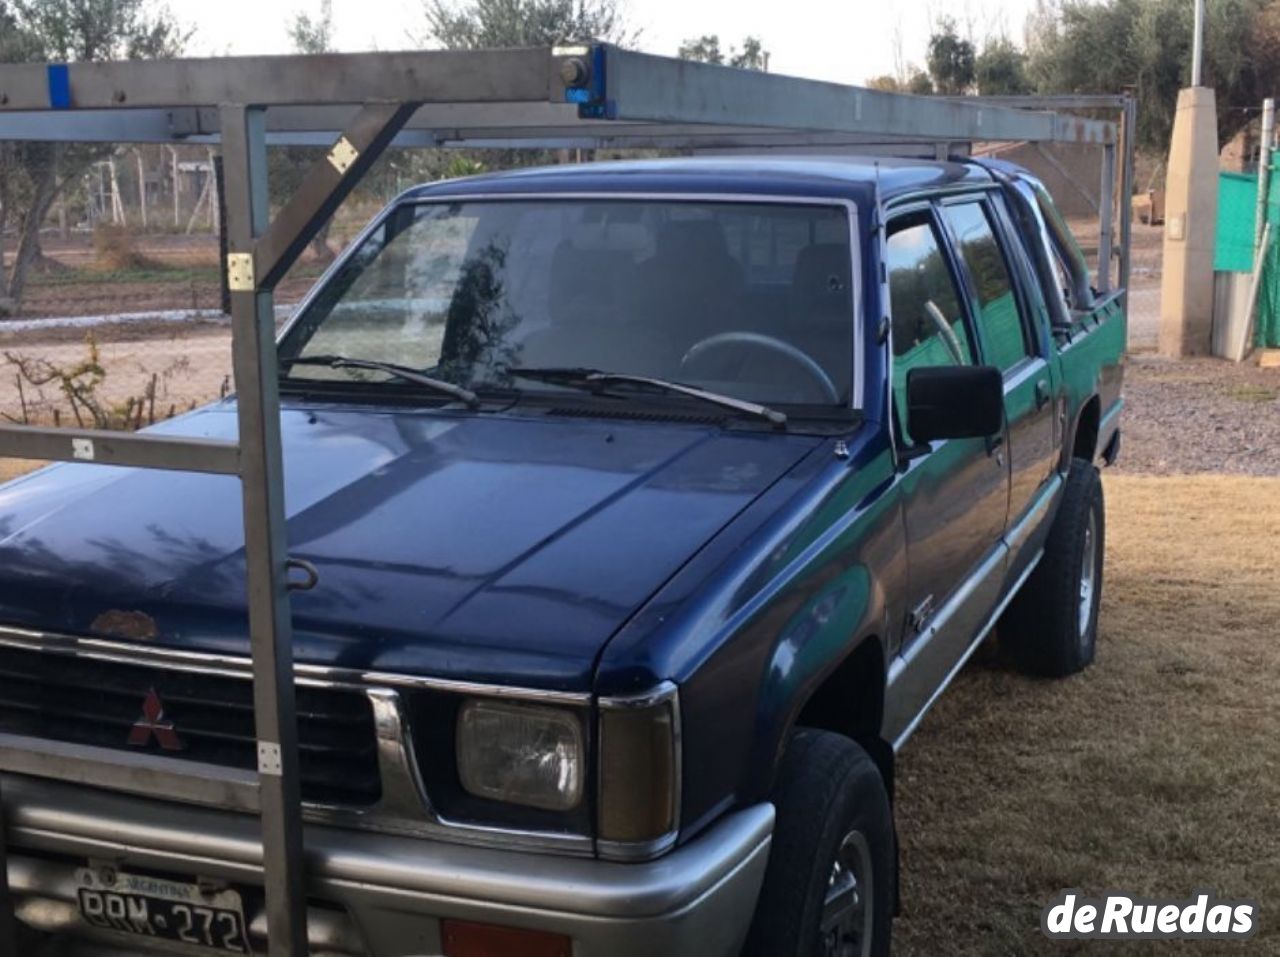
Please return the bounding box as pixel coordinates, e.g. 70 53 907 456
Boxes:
1160 87 1219 356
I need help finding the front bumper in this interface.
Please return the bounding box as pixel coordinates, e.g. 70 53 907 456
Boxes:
2 775 773 956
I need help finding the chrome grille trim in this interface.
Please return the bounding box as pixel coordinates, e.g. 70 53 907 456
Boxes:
0 626 594 857
0 626 591 703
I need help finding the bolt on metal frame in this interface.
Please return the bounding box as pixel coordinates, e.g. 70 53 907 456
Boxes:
0 43 1131 956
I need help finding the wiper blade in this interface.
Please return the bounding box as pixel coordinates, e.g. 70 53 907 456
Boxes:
507 366 786 427
280 354 479 408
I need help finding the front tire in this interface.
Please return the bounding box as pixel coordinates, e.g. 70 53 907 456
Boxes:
999 457 1105 677
743 729 894 957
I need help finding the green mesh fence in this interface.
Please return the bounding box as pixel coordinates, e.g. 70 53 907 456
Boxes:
1259 149 1280 347
1216 172 1257 273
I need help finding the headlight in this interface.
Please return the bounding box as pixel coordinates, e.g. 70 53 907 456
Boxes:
456 699 585 811
597 683 681 855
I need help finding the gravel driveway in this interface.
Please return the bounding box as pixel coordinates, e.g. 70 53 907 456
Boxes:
1115 354 1280 476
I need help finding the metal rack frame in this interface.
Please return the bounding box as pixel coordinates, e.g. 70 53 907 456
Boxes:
0 43 1134 956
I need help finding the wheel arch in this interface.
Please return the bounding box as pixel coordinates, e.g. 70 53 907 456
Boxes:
1066 393 1101 468
792 635 893 796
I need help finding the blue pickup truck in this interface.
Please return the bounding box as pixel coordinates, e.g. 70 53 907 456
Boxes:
0 155 1123 956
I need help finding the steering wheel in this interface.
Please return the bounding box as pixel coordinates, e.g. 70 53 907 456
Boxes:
680 331 840 404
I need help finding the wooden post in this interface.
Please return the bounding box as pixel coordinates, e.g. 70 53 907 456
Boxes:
108 158 124 225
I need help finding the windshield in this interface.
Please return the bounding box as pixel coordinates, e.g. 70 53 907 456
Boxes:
278 198 857 407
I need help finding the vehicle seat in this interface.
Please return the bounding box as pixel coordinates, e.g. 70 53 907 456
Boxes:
786 242 855 396
517 242 671 374
636 220 746 358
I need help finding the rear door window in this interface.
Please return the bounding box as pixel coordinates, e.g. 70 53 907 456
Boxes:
939 201 1033 373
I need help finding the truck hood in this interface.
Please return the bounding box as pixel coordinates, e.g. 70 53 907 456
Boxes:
0 403 819 690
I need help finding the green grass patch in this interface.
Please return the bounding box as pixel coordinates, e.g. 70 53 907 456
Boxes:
28 266 221 287
1225 383 1279 403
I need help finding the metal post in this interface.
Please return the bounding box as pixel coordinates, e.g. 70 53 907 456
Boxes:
1192 0 1206 87
215 155 231 315
0 785 17 955
219 104 309 957
171 145 181 228
1119 90 1137 312
1099 141 1117 293
1256 98 1275 251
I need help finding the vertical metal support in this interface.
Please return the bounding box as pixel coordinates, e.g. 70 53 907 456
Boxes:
1119 91 1136 312
219 104 309 957
1255 98 1275 251
0 785 17 955
1192 0 1206 88
1099 140 1116 294
215 154 231 315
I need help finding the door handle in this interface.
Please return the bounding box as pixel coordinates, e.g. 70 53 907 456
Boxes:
986 433 1004 454
1034 380 1051 410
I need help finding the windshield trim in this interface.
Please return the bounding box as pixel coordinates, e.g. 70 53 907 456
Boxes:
275 190 865 412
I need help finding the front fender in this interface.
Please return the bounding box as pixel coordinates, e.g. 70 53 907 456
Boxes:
595 433 904 842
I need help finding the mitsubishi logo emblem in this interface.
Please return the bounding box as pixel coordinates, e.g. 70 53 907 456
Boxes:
127 687 185 751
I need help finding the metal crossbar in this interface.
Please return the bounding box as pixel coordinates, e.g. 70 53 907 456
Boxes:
0 424 240 474
0 42 1134 956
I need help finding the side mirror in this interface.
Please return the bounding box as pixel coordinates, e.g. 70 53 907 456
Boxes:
906 365 1004 442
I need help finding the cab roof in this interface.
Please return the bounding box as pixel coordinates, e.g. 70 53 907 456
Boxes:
406 155 995 206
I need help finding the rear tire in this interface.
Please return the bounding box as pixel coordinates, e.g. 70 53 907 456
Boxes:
742 729 894 957
999 457 1105 677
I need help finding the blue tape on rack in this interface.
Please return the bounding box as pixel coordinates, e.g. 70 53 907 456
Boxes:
46 64 71 109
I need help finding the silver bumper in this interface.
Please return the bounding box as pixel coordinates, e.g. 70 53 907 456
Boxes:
2 775 773 956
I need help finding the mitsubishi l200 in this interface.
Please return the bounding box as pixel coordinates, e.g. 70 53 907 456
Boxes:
0 156 1124 956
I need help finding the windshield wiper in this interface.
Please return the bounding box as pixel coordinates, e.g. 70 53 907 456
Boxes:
280 354 479 408
507 366 786 427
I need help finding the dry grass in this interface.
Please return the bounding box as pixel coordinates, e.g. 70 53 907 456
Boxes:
0 459 40 483
91 224 162 272
895 474 1280 955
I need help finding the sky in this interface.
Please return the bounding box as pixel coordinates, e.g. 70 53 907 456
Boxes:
174 0 1043 86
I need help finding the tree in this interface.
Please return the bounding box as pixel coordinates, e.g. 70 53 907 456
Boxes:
866 74 901 92
1026 0 1279 153
421 0 637 49
730 36 768 71
975 37 1030 95
287 0 332 54
677 34 722 64
0 0 187 314
866 66 932 94
926 17 976 94
677 34 769 71
906 67 934 95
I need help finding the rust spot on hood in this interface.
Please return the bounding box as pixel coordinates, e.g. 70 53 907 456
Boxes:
91 609 159 641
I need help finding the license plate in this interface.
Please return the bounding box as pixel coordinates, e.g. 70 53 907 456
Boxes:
76 867 249 953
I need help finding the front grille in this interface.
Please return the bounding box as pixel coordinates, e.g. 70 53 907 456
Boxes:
0 646 381 807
